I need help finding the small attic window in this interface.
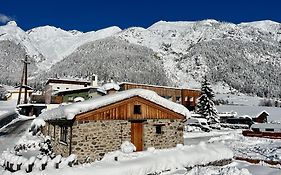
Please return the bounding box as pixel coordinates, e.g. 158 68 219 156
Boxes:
134 105 141 114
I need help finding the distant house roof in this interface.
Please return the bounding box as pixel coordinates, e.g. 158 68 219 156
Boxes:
53 87 98 95
14 85 34 90
255 110 269 117
46 78 91 86
39 89 191 121
97 82 120 94
119 82 200 91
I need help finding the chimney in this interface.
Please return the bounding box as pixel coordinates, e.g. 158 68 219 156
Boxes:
91 74 98 87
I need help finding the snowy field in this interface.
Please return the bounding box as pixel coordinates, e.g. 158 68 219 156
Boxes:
215 94 262 106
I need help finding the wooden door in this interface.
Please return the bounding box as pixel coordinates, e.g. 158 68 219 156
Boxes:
131 121 143 151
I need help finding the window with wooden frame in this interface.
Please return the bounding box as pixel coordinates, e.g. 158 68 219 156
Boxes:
47 124 50 135
156 125 162 134
265 128 274 132
60 126 68 143
134 105 142 114
252 128 260 132
52 125 56 139
154 123 165 134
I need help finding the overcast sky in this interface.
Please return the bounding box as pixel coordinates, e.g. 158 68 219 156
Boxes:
0 0 280 31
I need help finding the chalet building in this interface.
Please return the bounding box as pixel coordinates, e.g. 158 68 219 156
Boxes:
8 85 33 102
53 87 101 103
40 89 190 163
252 111 268 123
45 75 98 104
243 123 281 139
119 82 201 110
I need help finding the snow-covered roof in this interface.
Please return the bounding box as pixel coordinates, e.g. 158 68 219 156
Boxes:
119 82 200 91
39 89 190 121
17 104 47 107
251 123 281 129
53 87 98 95
46 78 91 85
97 82 120 94
14 85 34 90
255 110 269 117
73 97 85 102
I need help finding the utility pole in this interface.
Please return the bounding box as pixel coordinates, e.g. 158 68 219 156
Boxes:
17 55 30 105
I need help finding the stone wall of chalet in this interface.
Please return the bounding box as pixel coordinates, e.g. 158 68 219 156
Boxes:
43 123 70 157
71 120 131 162
143 119 184 149
43 118 184 163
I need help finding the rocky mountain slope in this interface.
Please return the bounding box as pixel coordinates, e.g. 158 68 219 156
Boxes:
37 37 170 86
0 20 281 97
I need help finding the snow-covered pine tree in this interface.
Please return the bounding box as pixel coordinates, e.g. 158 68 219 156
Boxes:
196 76 219 123
201 76 215 100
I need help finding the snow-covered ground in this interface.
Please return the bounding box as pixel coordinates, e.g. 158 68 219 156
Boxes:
209 130 281 162
1 100 281 174
215 94 262 106
183 129 281 175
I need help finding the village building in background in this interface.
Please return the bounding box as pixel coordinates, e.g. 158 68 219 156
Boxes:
119 82 201 111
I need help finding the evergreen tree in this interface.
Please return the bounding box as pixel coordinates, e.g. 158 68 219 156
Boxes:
201 76 215 100
196 76 219 123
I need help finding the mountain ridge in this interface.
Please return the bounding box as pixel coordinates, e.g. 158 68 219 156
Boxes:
0 20 281 97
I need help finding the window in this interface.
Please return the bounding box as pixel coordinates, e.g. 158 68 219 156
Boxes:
176 96 181 103
47 124 50 135
156 125 162 134
60 126 68 143
134 105 141 114
252 128 260 132
265 128 274 132
53 125 56 139
57 87 60 89
189 97 194 102
68 96 74 101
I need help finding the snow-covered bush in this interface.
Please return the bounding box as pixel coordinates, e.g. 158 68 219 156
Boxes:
120 141 136 153
30 118 46 135
39 136 54 157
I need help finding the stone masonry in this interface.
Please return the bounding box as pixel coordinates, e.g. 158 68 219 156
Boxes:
43 123 70 157
44 118 184 163
143 119 184 149
71 120 131 162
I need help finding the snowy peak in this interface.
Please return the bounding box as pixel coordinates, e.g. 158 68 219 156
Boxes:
6 21 17 26
0 21 122 70
0 21 43 62
27 25 74 41
239 20 280 30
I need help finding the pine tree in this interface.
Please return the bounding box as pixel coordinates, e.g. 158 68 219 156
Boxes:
196 76 219 123
201 76 215 100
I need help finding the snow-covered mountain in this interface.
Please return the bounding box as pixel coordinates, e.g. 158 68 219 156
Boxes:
27 25 121 69
0 21 121 70
0 20 281 97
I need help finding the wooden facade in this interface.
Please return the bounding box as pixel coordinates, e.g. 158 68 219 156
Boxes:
76 96 184 121
119 82 201 110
